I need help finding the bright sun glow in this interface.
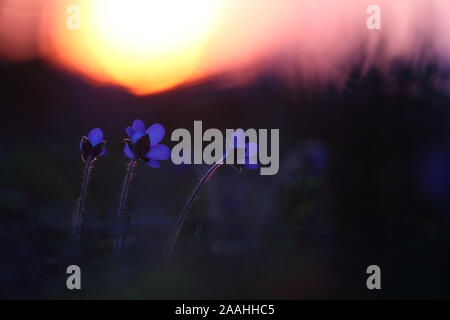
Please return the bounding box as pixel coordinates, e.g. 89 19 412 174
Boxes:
44 0 222 94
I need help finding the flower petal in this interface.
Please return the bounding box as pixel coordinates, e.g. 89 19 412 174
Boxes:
245 163 259 170
132 119 145 133
123 144 134 159
147 144 171 160
130 133 144 144
98 149 106 157
147 159 160 168
126 126 133 138
130 120 146 143
88 128 103 147
146 123 165 146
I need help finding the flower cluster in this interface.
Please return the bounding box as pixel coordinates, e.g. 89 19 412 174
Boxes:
75 121 261 273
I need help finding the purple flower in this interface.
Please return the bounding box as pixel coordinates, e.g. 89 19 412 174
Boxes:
80 128 106 162
227 129 259 172
123 119 170 168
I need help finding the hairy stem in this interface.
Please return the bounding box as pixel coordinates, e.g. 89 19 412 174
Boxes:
161 158 224 267
73 156 92 246
112 157 136 271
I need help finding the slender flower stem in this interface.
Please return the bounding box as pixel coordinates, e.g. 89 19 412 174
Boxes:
161 158 224 267
73 155 92 246
112 157 136 272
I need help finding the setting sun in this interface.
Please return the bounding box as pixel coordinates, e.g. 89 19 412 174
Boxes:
42 0 222 94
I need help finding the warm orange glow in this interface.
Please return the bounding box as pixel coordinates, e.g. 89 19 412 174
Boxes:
1 0 450 96
41 0 222 94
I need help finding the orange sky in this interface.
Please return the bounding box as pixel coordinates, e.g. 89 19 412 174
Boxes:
1 0 449 95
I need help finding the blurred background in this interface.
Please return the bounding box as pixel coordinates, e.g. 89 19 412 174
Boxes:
0 0 449 299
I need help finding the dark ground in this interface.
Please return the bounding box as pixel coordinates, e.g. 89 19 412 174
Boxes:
0 57 449 299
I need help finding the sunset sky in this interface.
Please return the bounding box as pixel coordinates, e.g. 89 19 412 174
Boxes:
1 0 449 95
